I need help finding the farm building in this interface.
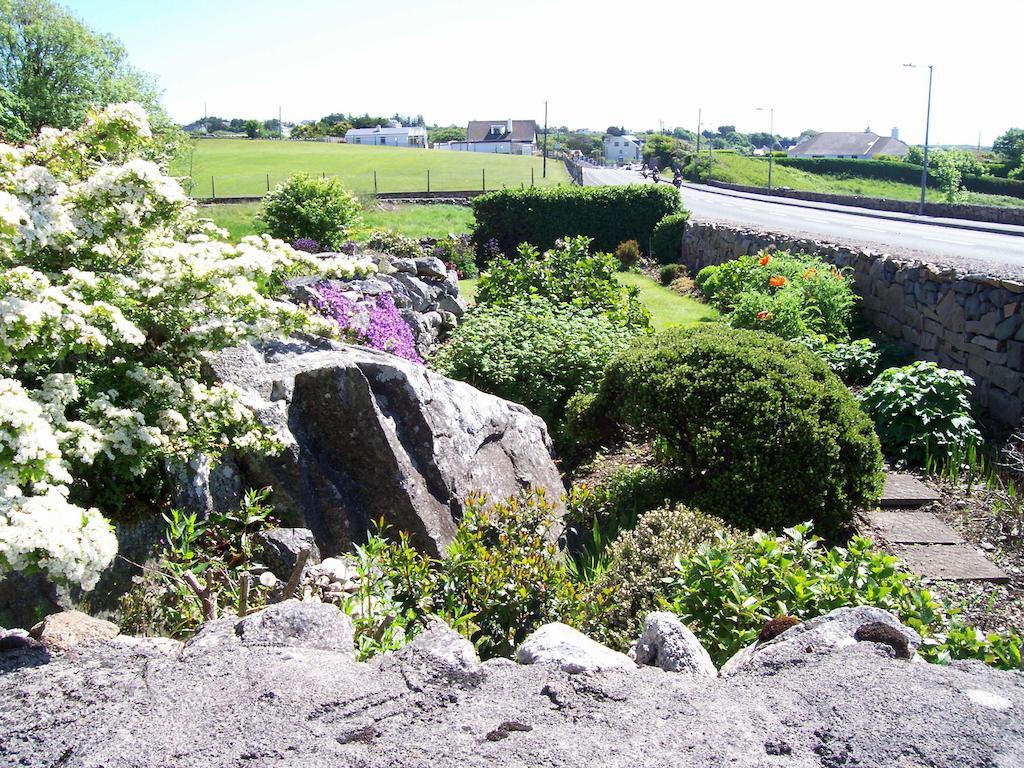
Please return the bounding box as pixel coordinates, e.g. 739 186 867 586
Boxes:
345 122 428 148
435 119 537 155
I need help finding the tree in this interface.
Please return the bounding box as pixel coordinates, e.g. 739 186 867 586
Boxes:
429 125 466 144
716 125 736 136
0 85 29 142
0 0 167 135
244 119 262 139
993 128 1024 168
606 125 626 137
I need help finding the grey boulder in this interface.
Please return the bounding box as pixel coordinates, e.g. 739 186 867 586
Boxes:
629 612 717 675
515 622 634 673
236 600 354 655
211 340 564 556
255 527 322 580
721 605 922 677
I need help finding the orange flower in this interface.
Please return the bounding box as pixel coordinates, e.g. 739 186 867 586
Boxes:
831 266 844 281
802 268 817 280
758 254 771 267
756 310 770 320
769 275 786 288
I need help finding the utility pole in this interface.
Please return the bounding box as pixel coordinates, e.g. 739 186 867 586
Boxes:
756 107 775 192
279 106 283 140
905 63 934 215
542 101 548 179
695 108 702 181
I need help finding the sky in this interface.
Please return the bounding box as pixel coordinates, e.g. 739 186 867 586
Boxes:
64 0 1022 146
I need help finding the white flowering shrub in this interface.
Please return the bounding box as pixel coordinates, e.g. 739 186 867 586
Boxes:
0 104 376 591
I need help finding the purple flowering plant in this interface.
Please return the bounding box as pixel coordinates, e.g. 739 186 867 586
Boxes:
291 237 320 253
311 281 422 364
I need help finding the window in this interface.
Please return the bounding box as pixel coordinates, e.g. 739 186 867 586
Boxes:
352 137 361 144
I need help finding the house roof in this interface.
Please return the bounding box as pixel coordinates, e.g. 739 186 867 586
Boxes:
788 131 909 157
605 134 641 144
466 120 537 143
345 125 426 136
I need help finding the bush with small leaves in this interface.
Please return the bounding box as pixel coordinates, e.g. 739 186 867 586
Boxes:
614 239 641 269
259 173 362 250
650 212 691 264
364 228 422 258
659 263 685 285
859 361 983 466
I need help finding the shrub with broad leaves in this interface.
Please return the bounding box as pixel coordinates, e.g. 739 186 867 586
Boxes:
259 173 362 250
0 104 375 591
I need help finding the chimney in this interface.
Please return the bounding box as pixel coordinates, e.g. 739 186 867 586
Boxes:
891 126 899 140
506 118 513 134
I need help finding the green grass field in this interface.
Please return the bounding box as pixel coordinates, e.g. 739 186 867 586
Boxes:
688 152 1024 209
172 139 569 198
458 273 719 330
199 202 476 242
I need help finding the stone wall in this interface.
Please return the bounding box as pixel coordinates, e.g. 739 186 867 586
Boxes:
680 220 1024 425
705 180 1024 227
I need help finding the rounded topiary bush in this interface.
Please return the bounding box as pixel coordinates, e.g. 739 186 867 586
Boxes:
586 324 884 533
587 504 735 649
259 173 362 250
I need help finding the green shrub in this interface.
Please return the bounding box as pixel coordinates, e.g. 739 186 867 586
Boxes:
696 251 857 341
364 228 421 257
659 263 685 285
259 173 362 249
650 212 690 264
587 504 736 650
860 361 983 466
352 490 589 660
428 234 478 278
584 325 884 533
475 236 650 330
433 297 640 436
665 522 1022 669
119 489 277 637
471 184 682 257
614 239 641 269
795 335 880 384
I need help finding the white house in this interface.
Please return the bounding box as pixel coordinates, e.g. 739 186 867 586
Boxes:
435 119 537 155
787 129 909 159
345 121 427 148
604 134 642 164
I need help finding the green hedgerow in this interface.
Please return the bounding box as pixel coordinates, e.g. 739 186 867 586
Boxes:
582 324 884 533
650 212 691 264
859 361 983 466
259 173 362 250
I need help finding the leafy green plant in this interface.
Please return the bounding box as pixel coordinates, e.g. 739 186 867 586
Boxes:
352 490 594 660
580 325 884 533
433 297 640 438
659 263 685 286
475 236 650 331
650 212 691 264
586 504 736 650
428 233 478 278
614 239 641 269
859 361 983 466
664 523 1022 669
795 335 880 384
119 489 277 636
696 251 857 341
472 184 682 257
259 173 362 250
365 228 422 258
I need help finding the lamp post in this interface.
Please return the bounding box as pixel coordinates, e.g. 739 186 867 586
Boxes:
756 106 774 193
904 63 933 215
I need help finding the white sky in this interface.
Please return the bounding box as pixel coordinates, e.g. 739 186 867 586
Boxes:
66 0 1023 145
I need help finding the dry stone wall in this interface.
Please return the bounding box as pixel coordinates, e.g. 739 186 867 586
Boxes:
680 220 1024 425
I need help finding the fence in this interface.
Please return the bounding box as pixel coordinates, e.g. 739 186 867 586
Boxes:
182 165 561 201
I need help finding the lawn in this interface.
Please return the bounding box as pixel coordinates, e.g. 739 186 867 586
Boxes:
693 152 1024 209
458 273 719 330
199 202 475 242
171 139 569 198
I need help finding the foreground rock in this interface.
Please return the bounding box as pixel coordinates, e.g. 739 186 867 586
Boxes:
2 616 1021 766
629 612 716 675
515 622 635 673
29 610 119 652
210 340 565 556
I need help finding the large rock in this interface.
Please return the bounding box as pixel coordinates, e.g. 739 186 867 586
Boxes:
3 618 1023 766
211 340 564 557
515 622 634 673
236 600 354 655
255 527 322 580
721 606 922 677
29 610 119 652
629 612 717 675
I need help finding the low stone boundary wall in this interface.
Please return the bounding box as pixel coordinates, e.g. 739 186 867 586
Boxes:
680 220 1024 425
705 180 1024 227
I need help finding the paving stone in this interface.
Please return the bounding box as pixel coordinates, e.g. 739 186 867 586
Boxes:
879 473 941 508
895 544 1009 583
867 511 963 544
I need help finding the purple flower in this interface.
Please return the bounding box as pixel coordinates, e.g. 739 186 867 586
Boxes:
291 237 320 253
340 241 358 256
311 281 422 364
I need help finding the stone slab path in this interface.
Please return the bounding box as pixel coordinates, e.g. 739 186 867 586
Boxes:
864 473 1009 583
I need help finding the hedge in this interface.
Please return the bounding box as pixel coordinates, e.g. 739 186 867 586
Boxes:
650 212 690 264
471 184 682 257
775 157 1024 199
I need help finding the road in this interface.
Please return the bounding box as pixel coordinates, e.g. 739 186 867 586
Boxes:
583 167 1024 277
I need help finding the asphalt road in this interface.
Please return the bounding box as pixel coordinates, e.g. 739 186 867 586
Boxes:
582 167 1024 277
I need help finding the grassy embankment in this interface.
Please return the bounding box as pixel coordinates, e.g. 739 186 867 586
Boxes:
171 138 569 198
690 152 1024 209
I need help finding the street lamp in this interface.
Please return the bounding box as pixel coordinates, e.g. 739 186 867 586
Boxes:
756 107 774 193
904 63 934 215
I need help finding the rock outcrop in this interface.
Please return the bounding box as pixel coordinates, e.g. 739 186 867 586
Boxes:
3 610 1022 767
211 339 565 556
629 612 717 675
